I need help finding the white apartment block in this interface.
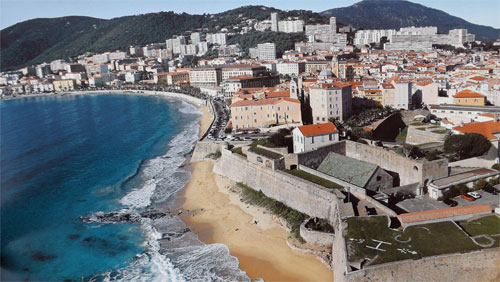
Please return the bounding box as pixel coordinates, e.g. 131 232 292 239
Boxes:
166 37 186 54
206 33 227 45
309 83 352 122
188 67 222 87
271 13 279 32
221 65 267 80
249 43 276 61
394 81 413 110
276 61 306 76
278 20 304 33
354 29 397 46
190 32 201 44
384 26 475 51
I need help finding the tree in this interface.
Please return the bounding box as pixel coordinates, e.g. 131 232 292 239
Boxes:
268 128 291 147
444 133 491 160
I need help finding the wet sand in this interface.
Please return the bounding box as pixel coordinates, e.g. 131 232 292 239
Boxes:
180 160 333 281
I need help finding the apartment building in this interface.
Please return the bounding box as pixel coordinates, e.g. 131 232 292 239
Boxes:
221 64 267 80
154 72 189 85
206 33 227 45
276 61 306 76
188 67 222 87
230 97 301 130
278 20 304 33
309 82 352 122
249 43 276 61
223 75 280 96
53 79 75 91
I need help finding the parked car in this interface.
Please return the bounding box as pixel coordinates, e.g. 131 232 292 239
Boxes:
461 194 475 201
443 198 458 207
467 191 481 199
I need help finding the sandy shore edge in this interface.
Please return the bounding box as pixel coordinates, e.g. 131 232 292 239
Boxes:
179 154 333 280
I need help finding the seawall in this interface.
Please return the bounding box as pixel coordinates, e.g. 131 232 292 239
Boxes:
213 148 340 223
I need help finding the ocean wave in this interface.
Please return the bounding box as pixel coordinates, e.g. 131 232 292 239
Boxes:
99 100 250 282
111 103 201 281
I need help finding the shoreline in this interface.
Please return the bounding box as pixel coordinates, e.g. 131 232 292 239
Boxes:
178 161 333 281
1 89 208 108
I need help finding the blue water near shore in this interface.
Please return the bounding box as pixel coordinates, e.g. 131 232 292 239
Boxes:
0 94 200 281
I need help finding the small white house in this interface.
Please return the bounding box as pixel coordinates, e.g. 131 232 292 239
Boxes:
293 122 339 153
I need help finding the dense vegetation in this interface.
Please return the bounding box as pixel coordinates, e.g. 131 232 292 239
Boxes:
322 0 499 42
0 6 311 71
443 133 491 160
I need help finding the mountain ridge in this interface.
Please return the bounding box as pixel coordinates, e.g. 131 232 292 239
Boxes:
321 0 499 41
1 2 499 71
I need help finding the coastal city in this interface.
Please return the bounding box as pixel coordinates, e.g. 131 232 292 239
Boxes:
1 1 499 281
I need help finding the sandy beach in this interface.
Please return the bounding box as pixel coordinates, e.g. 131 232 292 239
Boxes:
180 160 333 281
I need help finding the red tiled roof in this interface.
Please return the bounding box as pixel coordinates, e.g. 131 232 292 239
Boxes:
230 97 299 107
454 89 486 98
297 122 338 136
453 120 500 140
398 205 492 224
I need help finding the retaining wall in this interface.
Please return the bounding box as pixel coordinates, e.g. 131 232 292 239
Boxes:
299 219 335 247
191 141 223 162
214 148 339 222
345 141 448 186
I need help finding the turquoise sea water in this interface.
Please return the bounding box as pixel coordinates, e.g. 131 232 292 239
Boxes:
0 94 199 281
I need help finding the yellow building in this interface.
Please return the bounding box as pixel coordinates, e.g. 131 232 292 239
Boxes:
230 98 302 131
454 89 486 106
53 79 75 92
154 72 189 85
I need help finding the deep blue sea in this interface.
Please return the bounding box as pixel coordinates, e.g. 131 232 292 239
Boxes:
0 94 203 281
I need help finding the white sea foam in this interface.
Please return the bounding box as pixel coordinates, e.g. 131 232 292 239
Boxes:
111 101 202 281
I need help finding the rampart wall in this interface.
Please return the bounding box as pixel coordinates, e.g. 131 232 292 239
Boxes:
214 148 340 222
345 141 448 185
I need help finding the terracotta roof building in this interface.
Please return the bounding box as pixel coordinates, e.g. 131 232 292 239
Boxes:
292 123 339 153
398 205 492 228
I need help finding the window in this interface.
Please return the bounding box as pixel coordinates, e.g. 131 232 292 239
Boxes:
254 112 256 115
474 99 478 102
235 116 238 120
465 99 468 103
311 136 314 144
329 134 332 141
278 106 281 111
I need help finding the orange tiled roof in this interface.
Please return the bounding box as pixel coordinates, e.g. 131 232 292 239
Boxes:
297 122 338 136
454 89 486 98
453 120 500 140
469 76 487 81
398 205 492 224
230 97 299 107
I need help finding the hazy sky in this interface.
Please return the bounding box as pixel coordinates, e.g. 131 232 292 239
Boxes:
1 0 499 29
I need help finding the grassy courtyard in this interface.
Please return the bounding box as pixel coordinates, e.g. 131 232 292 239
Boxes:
345 216 494 266
458 215 500 236
284 169 343 189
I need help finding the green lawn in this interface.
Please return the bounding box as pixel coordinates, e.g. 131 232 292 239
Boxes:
231 146 245 156
284 169 343 189
345 216 488 266
396 126 408 141
249 139 283 159
459 215 500 236
431 129 448 134
410 122 426 126
416 127 426 131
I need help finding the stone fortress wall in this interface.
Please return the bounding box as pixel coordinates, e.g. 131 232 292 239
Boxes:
213 147 341 223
